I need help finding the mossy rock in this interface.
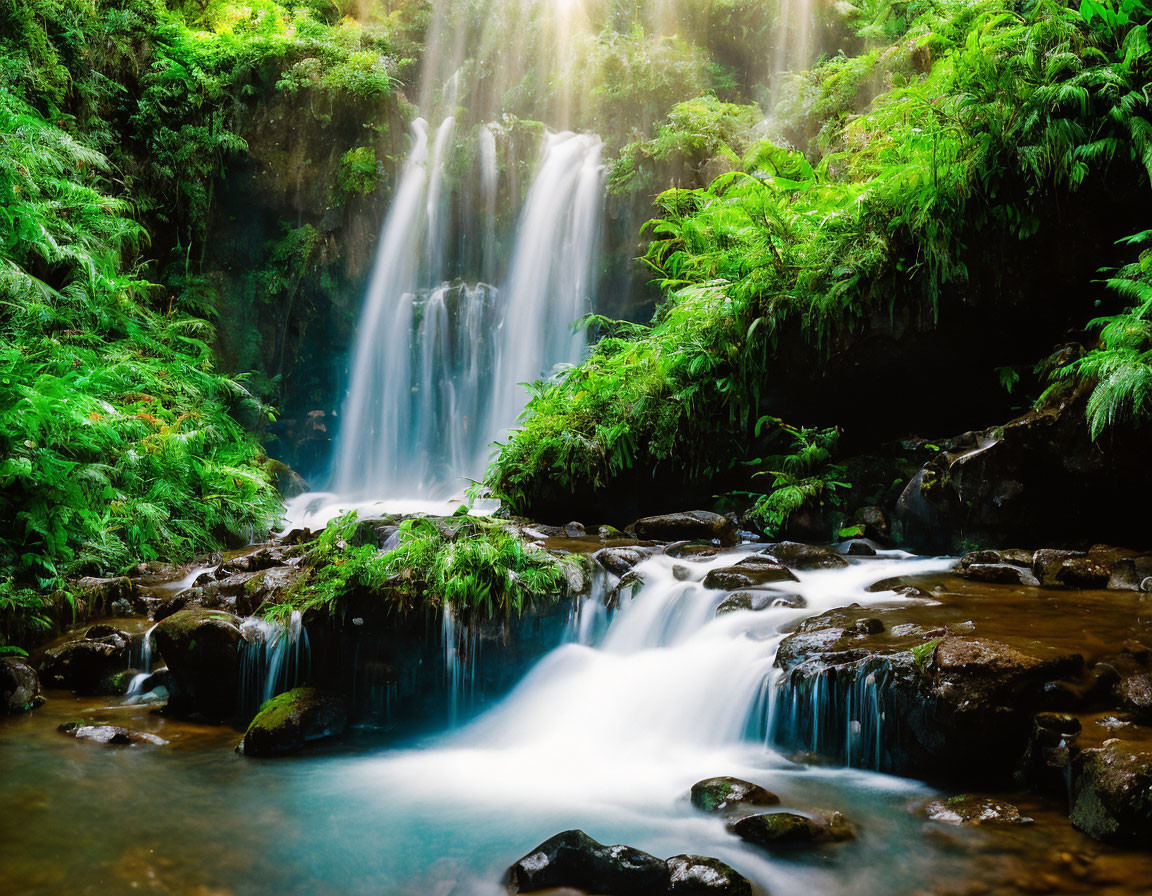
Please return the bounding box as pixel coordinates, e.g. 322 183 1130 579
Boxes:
238 687 349 757
690 777 780 814
155 607 242 720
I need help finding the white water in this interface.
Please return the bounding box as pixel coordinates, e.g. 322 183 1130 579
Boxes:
239 611 312 716
320 548 954 893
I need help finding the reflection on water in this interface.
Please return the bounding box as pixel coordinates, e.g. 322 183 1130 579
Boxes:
3 552 1152 895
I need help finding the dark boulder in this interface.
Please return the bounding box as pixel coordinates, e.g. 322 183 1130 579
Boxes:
664 542 721 560
0 658 44 714
506 829 669 895
704 558 798 591
1070 742 1152 845
690 777 779 814
58 722 167 746
765 542 848 571
1108 555 1152 591
727 810 854 851
716 591 805 615
73 576 138 617
595 547 649 577
1033 550 1085 586
155 607 242 719
666 855 753 896
633 512 738 547
1016 712 1082 794
853 506 890 542
1119 672 1152 722
958 563 1040 587
1055 556 1111 589
844 540 877 557
39 629 130 694
238 687 349 756
918 795 1034 825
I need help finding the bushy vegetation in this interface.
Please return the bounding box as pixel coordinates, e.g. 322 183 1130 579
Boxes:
490 0 1152 527
268 512 571 625
0 0 423 647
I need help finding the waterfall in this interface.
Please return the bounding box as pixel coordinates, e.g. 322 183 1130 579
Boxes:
124 622 160 702
239 612 312 717
282 0 608 529
361 550 955 818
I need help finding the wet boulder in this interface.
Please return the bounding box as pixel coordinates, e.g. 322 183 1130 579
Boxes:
236 565 305 617
155 607 242 719
1055 556 1112 589
958 563 1040 587
664 542 720 560
59 722 167 745
1108 555 1152 592
238 687 349 756
506 829 669 895
633 512 738 547
764 542 848 571
690 777 779 814
0 658 44 714
594 547 649 578
666 855 752 896
918 795 1033 825
853 506 890 542
1032 550 1086 587
1119 672 1152 722
716 591 805 615
1070 742 1152 845
727 810 854 851
704 557 798 591
843 540 877 557
39 627 131 694
73 576 138 617
1016 712 1082 794
606 570 645 610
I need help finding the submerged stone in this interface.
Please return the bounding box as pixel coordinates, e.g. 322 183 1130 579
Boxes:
666 855 753 896
239 687 349 756
919 795 1034 825
59 722 167 746
506 829 669 895
690 777 779 814
727 810 854 850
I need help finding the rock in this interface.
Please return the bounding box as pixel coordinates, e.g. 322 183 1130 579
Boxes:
919 795 1034 825
1119 672 1152 722
704 558 798 591
844 540 877 556
765 542 849 571
853 617 884 635
563 521 586 538
595 547 648 577
716 591 805 615
633 512 738 547
506 829 669 895
58 722 167 746
960 550 1007 568
690 777 780 813
853 506 890 542
1055 556 1111 589
236 565 304 617
727 810 854 850
155 607 242 719
39 631 129 694
664 541 720 560
598 525 626 540
83 624 131 647
1016 712 1081 793
1033 549 1085 586
74 576 137 616
0 658 44 713
666 855 752 896
1070 742 1152 845
1108 555 1152 591
958 563 1040 587
239 687 349 756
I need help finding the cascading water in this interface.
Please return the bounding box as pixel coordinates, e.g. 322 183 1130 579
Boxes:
283 1 608 529
306 548 956 894
239 612 312 717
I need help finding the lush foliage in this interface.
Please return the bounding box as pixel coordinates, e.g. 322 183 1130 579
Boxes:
269 513 571 624
0 0 424 647
1057 233 1152 435
490 0 1152 521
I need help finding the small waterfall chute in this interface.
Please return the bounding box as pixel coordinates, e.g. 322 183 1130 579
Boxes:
239 612 312 717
